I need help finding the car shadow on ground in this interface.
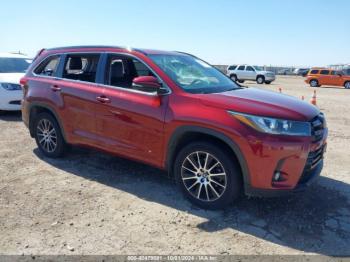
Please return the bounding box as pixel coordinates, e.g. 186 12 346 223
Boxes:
34 147 350 256
0 111 22 122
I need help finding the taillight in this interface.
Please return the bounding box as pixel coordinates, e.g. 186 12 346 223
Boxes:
20 78 28 86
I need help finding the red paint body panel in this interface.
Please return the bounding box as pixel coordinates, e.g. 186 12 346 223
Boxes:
21 46 328 194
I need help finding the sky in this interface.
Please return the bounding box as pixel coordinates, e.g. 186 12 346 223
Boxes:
1 0 349 67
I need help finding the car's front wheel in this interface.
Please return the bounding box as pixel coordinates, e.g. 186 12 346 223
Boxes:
34 112 66 158
256 76 265 84
174 142 242 209
344 81 350 89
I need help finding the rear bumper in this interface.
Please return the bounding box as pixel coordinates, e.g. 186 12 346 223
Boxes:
245 159 323 197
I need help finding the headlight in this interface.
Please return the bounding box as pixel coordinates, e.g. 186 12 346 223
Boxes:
228 111 311 136
0 82 22 91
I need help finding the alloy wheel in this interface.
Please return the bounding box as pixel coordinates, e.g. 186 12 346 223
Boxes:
310 80 318 87
36 119 58 153
181 151 227 202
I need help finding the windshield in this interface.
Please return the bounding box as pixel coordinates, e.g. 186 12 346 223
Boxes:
149 54 240 94
0 58 32 73
253 66 263 71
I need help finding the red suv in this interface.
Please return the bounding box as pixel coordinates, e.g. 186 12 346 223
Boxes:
21 46 328 209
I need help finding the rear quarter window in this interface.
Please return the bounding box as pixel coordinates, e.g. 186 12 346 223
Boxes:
34 55 61 76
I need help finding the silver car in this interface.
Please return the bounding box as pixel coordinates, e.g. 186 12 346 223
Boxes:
226 64 275 84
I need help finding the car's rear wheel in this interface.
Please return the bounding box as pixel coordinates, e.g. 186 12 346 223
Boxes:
310 79 319 87
265 81 271 84
230 75 237 82
344 81 350 89
256 76 265 84
34 112 66 158
238 80 245 83
174 142 242 209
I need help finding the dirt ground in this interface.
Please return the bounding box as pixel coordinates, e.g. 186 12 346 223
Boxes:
0 76 349 256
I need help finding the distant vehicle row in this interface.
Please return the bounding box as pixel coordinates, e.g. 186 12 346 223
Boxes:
226 64 275 84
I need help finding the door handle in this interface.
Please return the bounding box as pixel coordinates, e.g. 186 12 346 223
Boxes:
51 85 61 92
96 96 111 103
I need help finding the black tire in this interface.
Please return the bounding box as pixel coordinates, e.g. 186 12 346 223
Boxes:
309 79 319 87
238 80 245 83
230 74 237 82
256 75 265 84
265 81 271 84
344 81 350 89
34 112 66 158
174 142 242 209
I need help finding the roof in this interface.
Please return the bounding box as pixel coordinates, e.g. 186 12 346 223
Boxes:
45 45 186 56
0 52 30 58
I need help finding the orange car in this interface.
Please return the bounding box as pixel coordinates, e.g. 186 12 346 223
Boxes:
305 68 350 89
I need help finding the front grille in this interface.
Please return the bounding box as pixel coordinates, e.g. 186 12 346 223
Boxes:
311 113 326 142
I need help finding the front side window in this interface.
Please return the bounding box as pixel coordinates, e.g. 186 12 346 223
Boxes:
62 54 100 82
246 66 255 71
34 56 60 76
320 70 330 75
0 57 32 73
237 65 245 71
228 65 237 70
310 69 319 74
105 55 155 91
149 54 240 94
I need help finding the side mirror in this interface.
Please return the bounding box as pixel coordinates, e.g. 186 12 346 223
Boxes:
132 76 162 92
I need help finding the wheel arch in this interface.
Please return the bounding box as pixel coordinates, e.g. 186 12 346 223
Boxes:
166 126 250 187
29 103 66 141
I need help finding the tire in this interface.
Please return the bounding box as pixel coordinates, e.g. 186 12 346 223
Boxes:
310 79 319 87
265 81 271 84
174 142 242 209
230 74 237 82
34 112 66 158
238 80 245 83
344 81 350 89
256 75 265 84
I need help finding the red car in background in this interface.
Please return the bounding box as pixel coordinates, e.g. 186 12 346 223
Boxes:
21 46 327 209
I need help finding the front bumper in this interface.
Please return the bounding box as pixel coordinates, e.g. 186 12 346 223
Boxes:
265 75 276 81
0 89 22 111
245 159 323 197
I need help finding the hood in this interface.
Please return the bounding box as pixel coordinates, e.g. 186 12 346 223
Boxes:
257 70 274 75
198 87 319 121
0 73 25 84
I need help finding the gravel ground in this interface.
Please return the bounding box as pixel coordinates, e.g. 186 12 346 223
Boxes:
0 76 349 256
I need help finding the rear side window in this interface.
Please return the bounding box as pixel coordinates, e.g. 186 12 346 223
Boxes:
34 55 61 76
310 69 319 74
62 54 100 83
320 70 330 75
228 65 237 70
237 65 245 70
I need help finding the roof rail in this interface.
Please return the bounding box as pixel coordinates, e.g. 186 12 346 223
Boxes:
46 45 126 51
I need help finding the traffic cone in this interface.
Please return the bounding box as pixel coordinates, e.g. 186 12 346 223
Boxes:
279 87 282 93
310 90 317 106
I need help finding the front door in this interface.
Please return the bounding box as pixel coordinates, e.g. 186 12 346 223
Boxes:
94 54 168 167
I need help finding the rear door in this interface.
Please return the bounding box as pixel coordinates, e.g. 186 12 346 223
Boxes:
318 69 331 85
93 53 168 167
55 53 104 145
245 66 256 80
